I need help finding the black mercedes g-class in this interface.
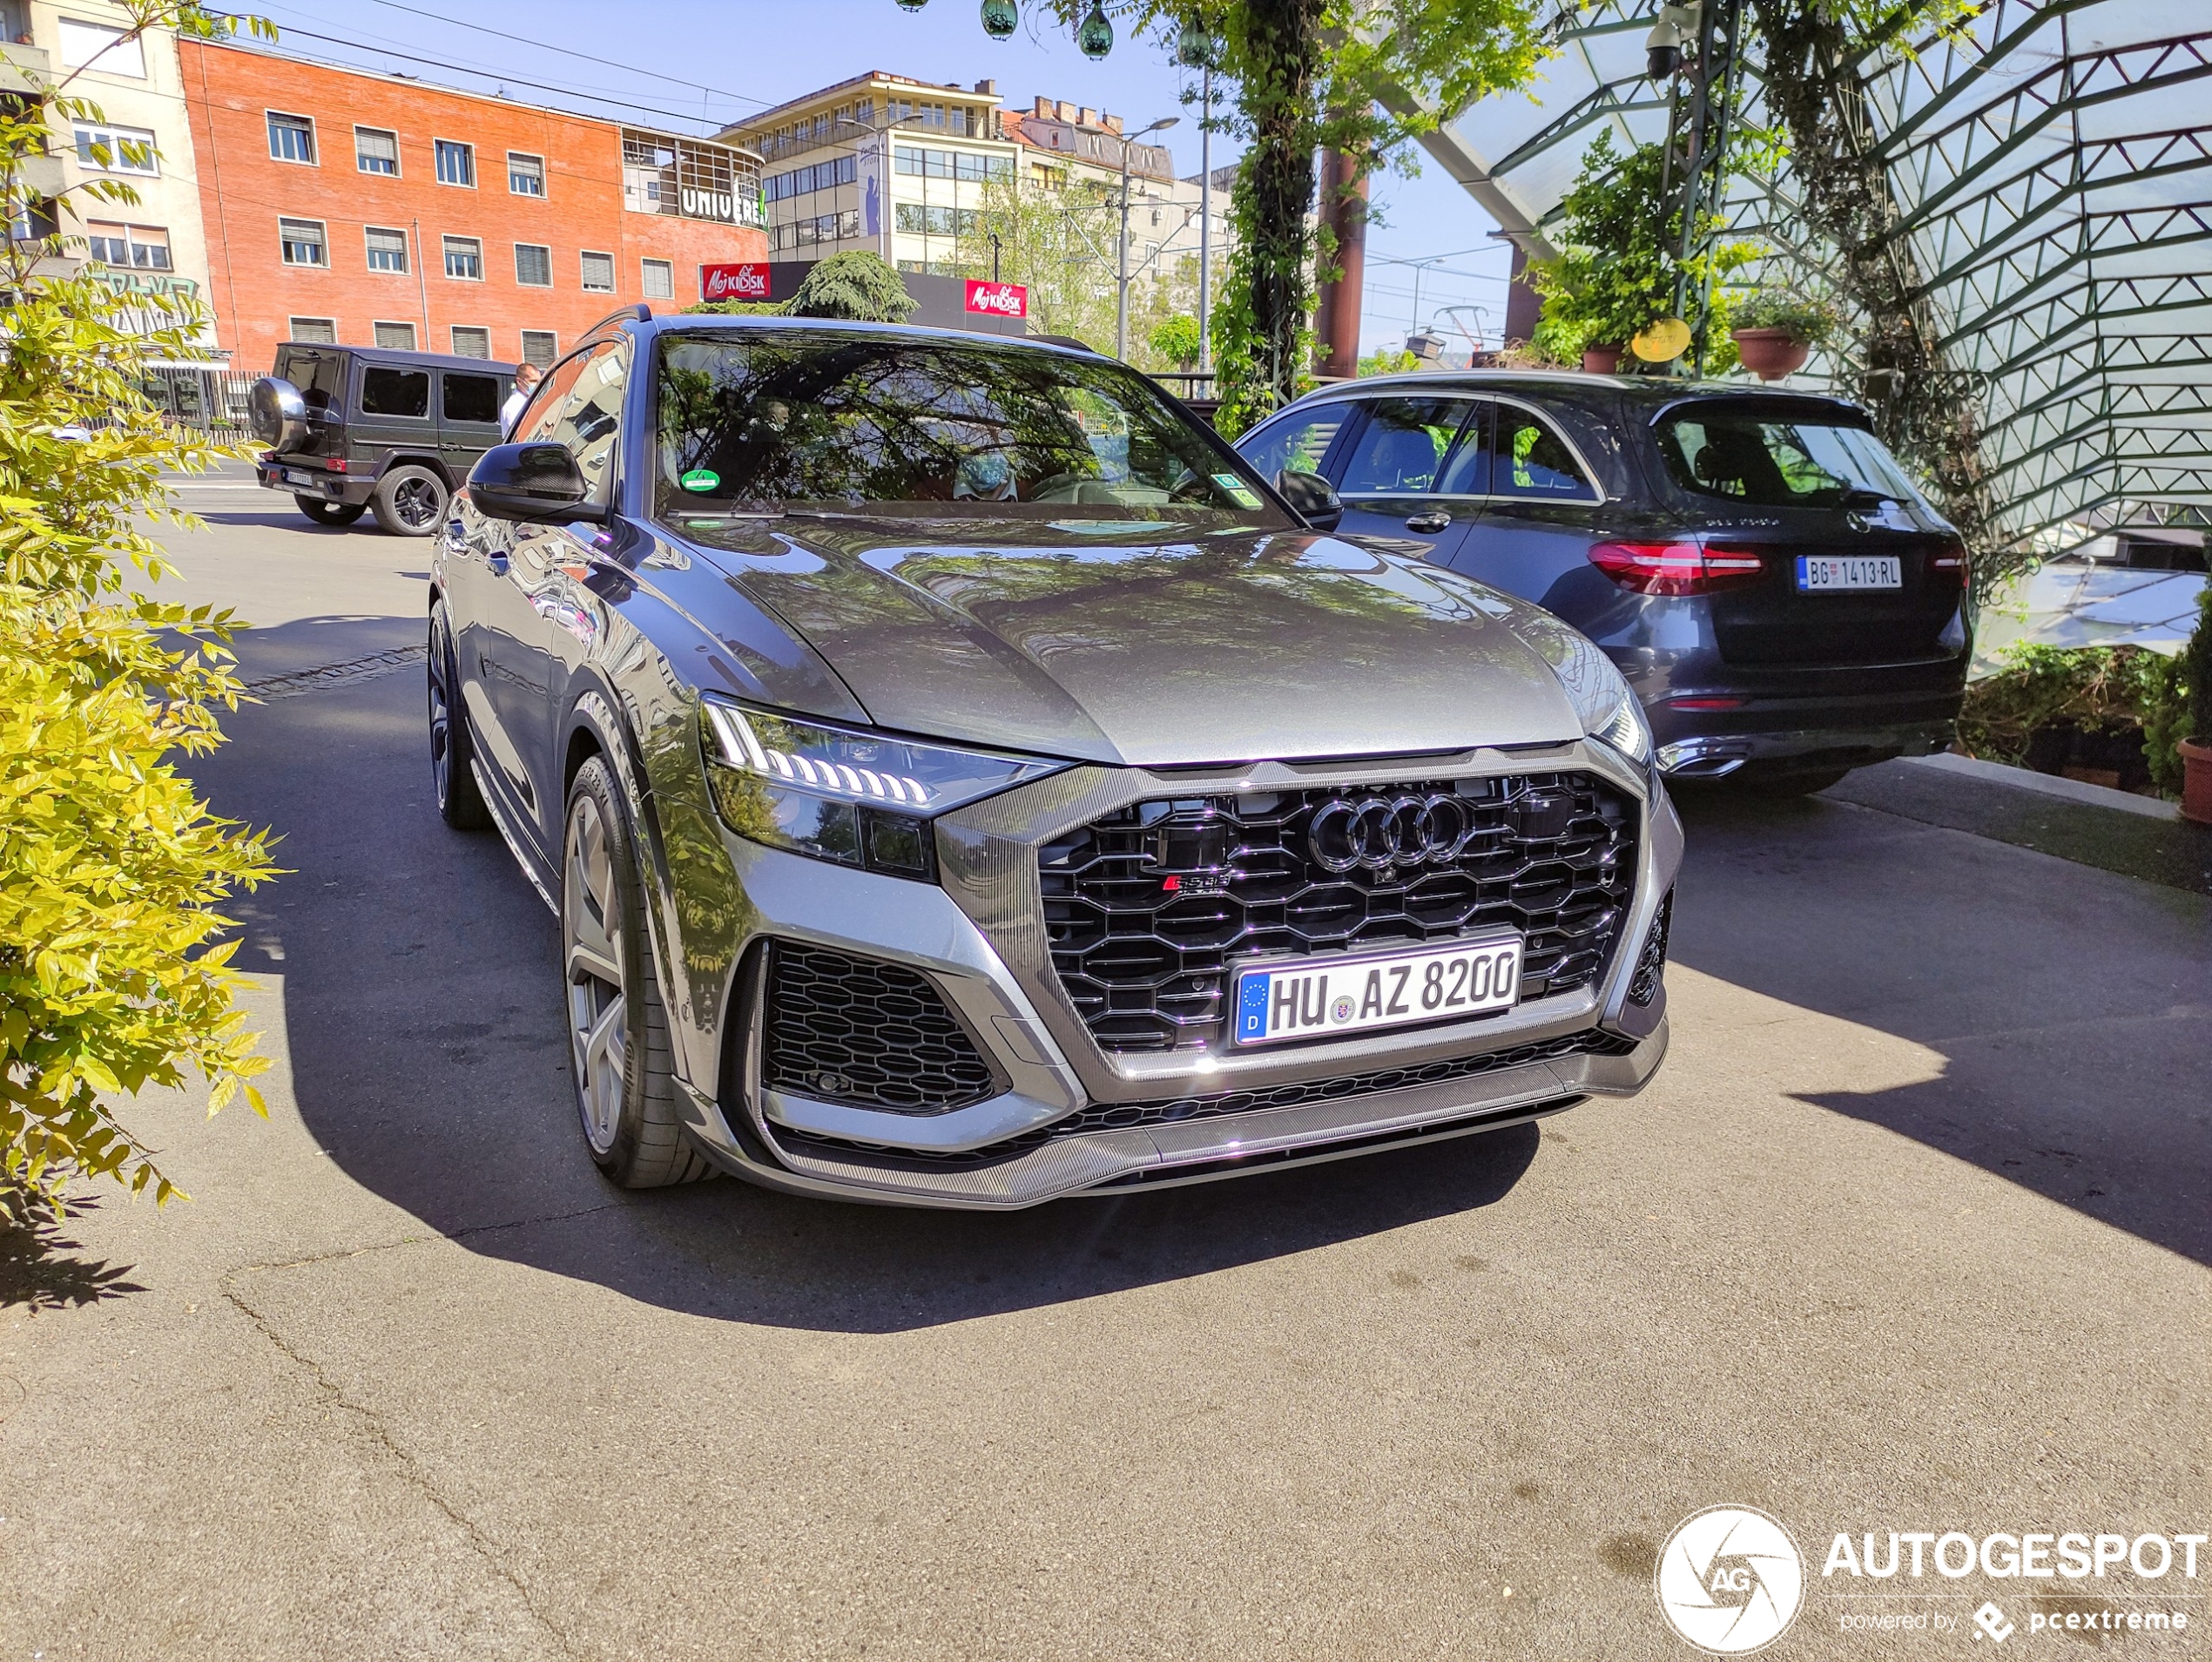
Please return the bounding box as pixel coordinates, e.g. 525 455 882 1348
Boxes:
250 341 518 535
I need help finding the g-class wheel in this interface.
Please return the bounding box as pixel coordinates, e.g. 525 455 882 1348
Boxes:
372 464 448 537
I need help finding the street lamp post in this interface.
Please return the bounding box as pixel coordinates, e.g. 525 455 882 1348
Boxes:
1116 115 1179 362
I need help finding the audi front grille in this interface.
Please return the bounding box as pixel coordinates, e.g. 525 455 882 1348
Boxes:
1037 772 1639 1054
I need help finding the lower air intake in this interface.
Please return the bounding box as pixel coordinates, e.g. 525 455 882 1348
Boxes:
761 940 1000 1116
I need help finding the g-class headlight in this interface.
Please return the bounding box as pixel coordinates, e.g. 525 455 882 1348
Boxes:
700 696 1066 880
1517 614 1653 765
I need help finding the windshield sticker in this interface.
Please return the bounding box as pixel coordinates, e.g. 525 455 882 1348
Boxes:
679 469 719 492
1213 473 1262 507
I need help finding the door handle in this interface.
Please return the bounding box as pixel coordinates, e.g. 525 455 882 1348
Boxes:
1404 510 1453 533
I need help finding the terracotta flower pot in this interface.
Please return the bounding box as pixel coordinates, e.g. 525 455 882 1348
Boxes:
1732 327 1811 382
1581 343 1624 375
2181 737 2212 825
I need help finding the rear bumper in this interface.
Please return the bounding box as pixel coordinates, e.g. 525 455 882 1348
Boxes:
260 461 374 507
1643 672 1967 780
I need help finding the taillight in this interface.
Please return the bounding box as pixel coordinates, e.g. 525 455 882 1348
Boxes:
1588 538 1767 596
327 456 347 473
1926 539 1969 590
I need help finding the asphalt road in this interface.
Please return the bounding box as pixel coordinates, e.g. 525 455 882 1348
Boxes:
3 482 2208 1660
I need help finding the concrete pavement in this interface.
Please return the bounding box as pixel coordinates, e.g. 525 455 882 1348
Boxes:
2 500 2207 1659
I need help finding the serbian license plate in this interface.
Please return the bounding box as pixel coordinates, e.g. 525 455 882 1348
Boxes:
282 468 318 489
1797 554 1901 591
1233 935 1522 1047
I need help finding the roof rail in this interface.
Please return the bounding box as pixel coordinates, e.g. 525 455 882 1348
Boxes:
582 302 654 339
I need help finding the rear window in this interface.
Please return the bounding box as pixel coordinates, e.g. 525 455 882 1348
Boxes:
1656 408 1925 508
279 348 347 414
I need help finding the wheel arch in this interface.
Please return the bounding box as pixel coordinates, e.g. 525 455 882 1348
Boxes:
376 450 456 490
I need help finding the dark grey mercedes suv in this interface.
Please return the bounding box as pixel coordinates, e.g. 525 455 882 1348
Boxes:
429 313 1678 1206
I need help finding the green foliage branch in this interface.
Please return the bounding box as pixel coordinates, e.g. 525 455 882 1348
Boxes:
1 3 280 1206
1958 642 2190 795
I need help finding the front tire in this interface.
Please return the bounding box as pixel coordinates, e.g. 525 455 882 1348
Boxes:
295 495 366 526
371 464 448 537
562 757 713 1188
428 601 491 830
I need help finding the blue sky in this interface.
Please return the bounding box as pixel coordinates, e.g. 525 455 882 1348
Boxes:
250 0 1516 355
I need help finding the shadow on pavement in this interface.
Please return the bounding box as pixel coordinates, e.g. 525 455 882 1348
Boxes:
190 669 1543 1334
0 1193 146 1312
1669 787 2212 1267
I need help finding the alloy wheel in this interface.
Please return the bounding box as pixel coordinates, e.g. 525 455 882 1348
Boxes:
395 476 442 528
563 794 628 1154
428 620 456 807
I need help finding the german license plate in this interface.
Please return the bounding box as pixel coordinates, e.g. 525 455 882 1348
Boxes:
1233 935 1522 1047
1797 555 1900 591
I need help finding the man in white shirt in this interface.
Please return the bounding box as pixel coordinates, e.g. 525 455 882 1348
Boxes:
500 361 543 436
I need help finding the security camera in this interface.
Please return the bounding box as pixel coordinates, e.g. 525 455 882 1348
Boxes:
1647 38 1681 78
1646 3 1700 78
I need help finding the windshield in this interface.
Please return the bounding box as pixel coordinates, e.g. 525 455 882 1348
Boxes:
653 332 1280 522
1654 408 1928 509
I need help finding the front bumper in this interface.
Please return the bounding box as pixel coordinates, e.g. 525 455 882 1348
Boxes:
674 736 1681 1209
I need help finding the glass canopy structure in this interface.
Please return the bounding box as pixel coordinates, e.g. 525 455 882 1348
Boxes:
1424 0 2212 553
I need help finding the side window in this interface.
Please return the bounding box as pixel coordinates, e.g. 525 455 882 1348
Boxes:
358 366 429 418
547 341 630 504
1335 397 1475 494
513 349 598 446
1434 402 1495 493
1491 407 1598 501
1240 402 1352 481
441 372 501 425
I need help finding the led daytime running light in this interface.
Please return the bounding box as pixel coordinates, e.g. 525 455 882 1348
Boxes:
705 702 934 807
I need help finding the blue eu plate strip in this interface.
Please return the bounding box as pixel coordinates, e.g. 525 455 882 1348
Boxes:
1237 972 1270 1042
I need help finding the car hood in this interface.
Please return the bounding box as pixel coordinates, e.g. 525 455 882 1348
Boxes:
676 515 1587 767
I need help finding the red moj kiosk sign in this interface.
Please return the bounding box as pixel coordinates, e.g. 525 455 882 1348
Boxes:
963 280 1029 320
700 262 771 303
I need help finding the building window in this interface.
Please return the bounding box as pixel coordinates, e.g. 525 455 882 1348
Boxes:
364 226 408 273
519 329 557 368
509 152 545 196
434 139 475 187
449 326 491 359
85 220 172 270
57 17 145 78
640 258 673 300
267 111 316 166
279 218 327 267
579 249 614 293
72 122 157 176
442 236 482 280
355 126 399 176
288 318 338 345
514 243 552 287
894 204 974 237
373 321 417 350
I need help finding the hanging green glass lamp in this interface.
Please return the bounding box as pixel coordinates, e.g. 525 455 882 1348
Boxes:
1176 18 1217 68
981 0 1018 38
1077 0 1114 58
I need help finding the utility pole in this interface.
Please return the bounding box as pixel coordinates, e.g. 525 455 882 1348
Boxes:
1115 115 1178 362
1197 64 1212 371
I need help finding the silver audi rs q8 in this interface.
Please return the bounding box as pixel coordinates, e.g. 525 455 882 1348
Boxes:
429 313 1680 1208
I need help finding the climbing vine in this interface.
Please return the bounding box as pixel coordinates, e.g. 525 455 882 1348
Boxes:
1749 0 2011 578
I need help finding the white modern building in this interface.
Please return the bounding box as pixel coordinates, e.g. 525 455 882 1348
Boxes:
3 3 217 347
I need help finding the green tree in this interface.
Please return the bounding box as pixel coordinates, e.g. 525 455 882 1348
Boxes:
1150 313 1202 371
1 2 280 1207
783 251 919 322
1034 2 1545 432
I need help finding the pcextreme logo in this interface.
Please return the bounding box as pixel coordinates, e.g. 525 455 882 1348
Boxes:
1657 1506 1808 1654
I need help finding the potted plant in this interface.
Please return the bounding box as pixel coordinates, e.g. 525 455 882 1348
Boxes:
2178 581 2212 824
1730 289 1842 381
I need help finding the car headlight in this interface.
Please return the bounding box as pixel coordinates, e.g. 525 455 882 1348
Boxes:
700 696 1066 880
1517 615 1653 765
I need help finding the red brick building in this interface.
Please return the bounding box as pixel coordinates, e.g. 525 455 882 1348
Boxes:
178 40 767 369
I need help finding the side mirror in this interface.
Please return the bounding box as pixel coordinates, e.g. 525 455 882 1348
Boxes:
1277 467 1343 532
467 443 604 524
248 376 307 450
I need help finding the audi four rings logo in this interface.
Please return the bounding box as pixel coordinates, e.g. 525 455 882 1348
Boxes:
1308 795 1479 875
